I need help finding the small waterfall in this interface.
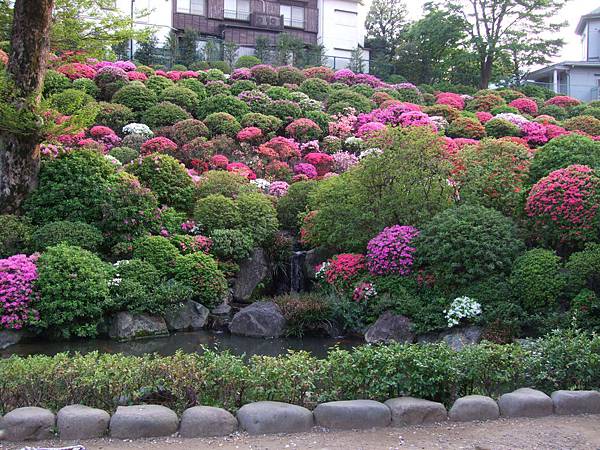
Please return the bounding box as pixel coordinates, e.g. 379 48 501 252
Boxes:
290 251 307 293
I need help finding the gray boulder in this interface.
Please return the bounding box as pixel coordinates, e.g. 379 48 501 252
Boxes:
498 388 553 418
232 248 270 302
449 395 499 422
365 311 415 344
0 407 55 441
304 247 336 280
313 400 390 430
385 397 447 426
551 390 600 415
109 312 169 341
418 325 483 351
209 302 233 331
109 405 179 439
180 406 237 437
236 401 313 435
57 404 110 439
229 301 286 338
164 301 209 331
0 329 25 350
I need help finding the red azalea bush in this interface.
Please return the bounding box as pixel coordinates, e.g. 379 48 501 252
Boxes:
237 126 263 144
257 137 301 161
545 95 581 108
318 253 366 289
304 152 334 176
140 137 178 157
0 254 39 330
525 164 600 248
475 111 493 123
509 98 538 115
227 162 256 179
303 66 334 81
57 63 97 80
285 118 322 142
210 154 229 169
127 71 148 81
366 225 420 276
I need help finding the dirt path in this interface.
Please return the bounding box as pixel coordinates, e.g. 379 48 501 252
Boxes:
2 414 600 450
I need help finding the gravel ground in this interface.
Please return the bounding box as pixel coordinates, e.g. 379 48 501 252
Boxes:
2 414 600 450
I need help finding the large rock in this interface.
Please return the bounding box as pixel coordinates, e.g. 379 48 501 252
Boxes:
229 301 286 338
449 395 499 422
498 388 553 418
164 301 209 331
0 407 55 441
57 404 110 439
236 401 313 435
110 405 178 439
179 406 237 437
313 400 390 430
209 302 233 331
0 329 25 350
385 397 447 426
304 247 336 280
365 311 415 344
551 390 600 415
109 312 169 341
232 248 270 302
418 325 483 351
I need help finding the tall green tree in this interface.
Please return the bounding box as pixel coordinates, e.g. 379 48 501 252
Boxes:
449 0 568 88
348 46 365 73
365 0 408 72
223 40 239 68
134 34 158 66
177 29 199 66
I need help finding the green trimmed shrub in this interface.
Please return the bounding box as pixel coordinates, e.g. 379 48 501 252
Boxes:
142 101 191 129
240 112 282 134
235 55 261 68
48 89 95 115
484 118 521 138
538 104 567 120
132 235 179 276
36 244 111 339
269 100 303 123
0 215 33 258
95 102 136 133
205 80 231 97
126 153 195 211
278 66 305 85
108 146 139 164
173 252 228 308
209 61 231 74
230 80 257 96
43 70 71 97
112 84 157 112
566 243 600 295
146 75 174 95
203 112 241 137
170 119 210 145
159 86 199 114
194 194 241 232
415 204 525 292
196 170 252 199
304 111 332 135
177 78 207 100
447 116 486 139
266 86 293 100
236 192 279 245
276 180 317 232
198 94 249 119
327 89 371 113
563 115 600 135
31 221 103 252
209 229 254 261
509 248 566 312
72 78 100 98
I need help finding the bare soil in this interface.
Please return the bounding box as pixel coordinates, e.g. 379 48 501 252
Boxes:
2 414 600 450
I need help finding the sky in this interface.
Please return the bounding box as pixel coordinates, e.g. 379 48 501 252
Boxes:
399 0 597 63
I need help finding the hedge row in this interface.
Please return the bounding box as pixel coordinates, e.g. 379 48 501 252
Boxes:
1 329 599 415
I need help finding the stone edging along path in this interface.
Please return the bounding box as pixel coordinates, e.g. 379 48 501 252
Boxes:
1 388 599 442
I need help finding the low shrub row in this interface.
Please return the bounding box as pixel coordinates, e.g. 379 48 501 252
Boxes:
1 329 598 415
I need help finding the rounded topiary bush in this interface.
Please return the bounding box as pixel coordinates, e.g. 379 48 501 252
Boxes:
484 118 521 138
278 66 305 85
529 134 600 183
235 55 261 68
95 102 136 133
230 79 257 96
127 153 195 211
196 170 252 199
447 116 486 139
43 69 72 97
209 229 254 261
170 119 211 144
132 235 179 276
173 252 227 308
31 221 103 252
236 192 279 245
0 215 33 258
509 248 566 312
108 146 139 164
159 86 199 114
198 94 249 119
177 78 207 100
203 112 241 137
36 244 111 339
566 243 600 295
146 75 174 95
251 64 278 85
285 118 322 142
414 204 525 291
48 89 95 115
112 83 157 112
194 194 241 233
240 112 282 134
142 101 191 129
563 115 600 136
72 77 100 98
327 89 372 114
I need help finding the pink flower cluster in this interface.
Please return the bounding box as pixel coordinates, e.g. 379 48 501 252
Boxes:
332 151 359 172
304 152 334 176
399 111 436 130
544 96 581 108
476 111 493 123
520 122 548 146
268 181 289 197
0 254 40 330
526 165 600 244
140 137 178 156
509 98 538 115
357 121 386 138
366 225 420 276
436 92 464 110
57 63 97 80
294 162 318 179
321 253 366 285
237 127 263 143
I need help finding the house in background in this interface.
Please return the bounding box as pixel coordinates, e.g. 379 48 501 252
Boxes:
527 7 600 102
118 0 369 70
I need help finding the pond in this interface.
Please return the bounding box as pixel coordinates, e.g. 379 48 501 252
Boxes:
0 330 363 359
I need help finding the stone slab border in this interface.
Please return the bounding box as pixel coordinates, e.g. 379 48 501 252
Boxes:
1 388 600 442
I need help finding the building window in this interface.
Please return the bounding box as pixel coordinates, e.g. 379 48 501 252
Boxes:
177 0 206 16
281 4 305 29
224 0 250 21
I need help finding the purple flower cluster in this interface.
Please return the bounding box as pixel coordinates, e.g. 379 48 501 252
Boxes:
268 181 290 197
0 254 40 330
366 225 420 276
520 121 548 146
357 103 421 128
294 162 318 179
399 111 436 130
332 151 359 172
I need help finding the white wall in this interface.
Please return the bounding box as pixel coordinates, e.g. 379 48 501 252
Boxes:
115 0 174 44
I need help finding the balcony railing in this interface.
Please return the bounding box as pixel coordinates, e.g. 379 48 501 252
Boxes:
224 9 250 21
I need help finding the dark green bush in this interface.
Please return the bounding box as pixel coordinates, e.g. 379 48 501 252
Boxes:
276 180 317 232
36 244 111 339
563 115 600 135
112 83 157 112
159 86 199 114
0 215 33 258
237 192 279 245
196 171 253 199
484 118 521 138
415 204 525 292
235 55 261 68
72 78 100 98
230 80 257 96
170 119 210 145
194 194 241 233
173 252 227 308
142 101 191 129
538 104 567 120
240 112 282 134
95 102 136 133
48 89 95 115
304 111 332 135
266 86 292 101
198 94 249 119
209 229 254 261
31 221 103 252
278 66 305 85
43 70 71 97
146 75 174 96
177 78 207 100
203 112 241 137
327 89 371 114
108 146 139 164
205 80 231 97
566 243 600 296
209 61 231 74
132 235 180 276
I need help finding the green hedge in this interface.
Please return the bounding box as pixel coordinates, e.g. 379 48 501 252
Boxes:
1 330 599 415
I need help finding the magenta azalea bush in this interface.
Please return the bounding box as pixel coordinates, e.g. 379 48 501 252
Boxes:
0 254 40 330
366 225 420 276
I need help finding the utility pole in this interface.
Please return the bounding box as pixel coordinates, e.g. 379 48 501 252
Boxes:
129 0 134 59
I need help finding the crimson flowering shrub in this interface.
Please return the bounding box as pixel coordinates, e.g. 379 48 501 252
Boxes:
436 92 464 110
257 136 301 160
526 165 600 249
128 71 148 81
140 137 178 157
545 96 581 108
520 122 548 146
509 98 538 115
366 225 419 276
318 253 366 291
285 118 322 142
303 66 334 81
0 254 39 330
237 127 263 144
57 63 96 80
304 152 334 176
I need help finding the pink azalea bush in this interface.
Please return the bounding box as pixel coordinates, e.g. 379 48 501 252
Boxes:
366 225 420 276
268 181 290 197
57 63 96 80
294 162 318 179
0 254 40 330
140 137 178 156
436 92 465 110
509 98 538 115
544 96 581 108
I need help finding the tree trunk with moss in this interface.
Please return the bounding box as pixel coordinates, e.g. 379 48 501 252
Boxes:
0 0 54 213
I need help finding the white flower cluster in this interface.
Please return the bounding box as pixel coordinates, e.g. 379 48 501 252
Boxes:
122 123 153 138
108 260 128 287
104 154 122 166
359 147 383 160
315 261 330 280
345 136 364 151
444 296 482 328
250 178 271 192
362 282 378 299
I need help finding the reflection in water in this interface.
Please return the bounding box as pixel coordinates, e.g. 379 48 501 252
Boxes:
1 330 362 359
